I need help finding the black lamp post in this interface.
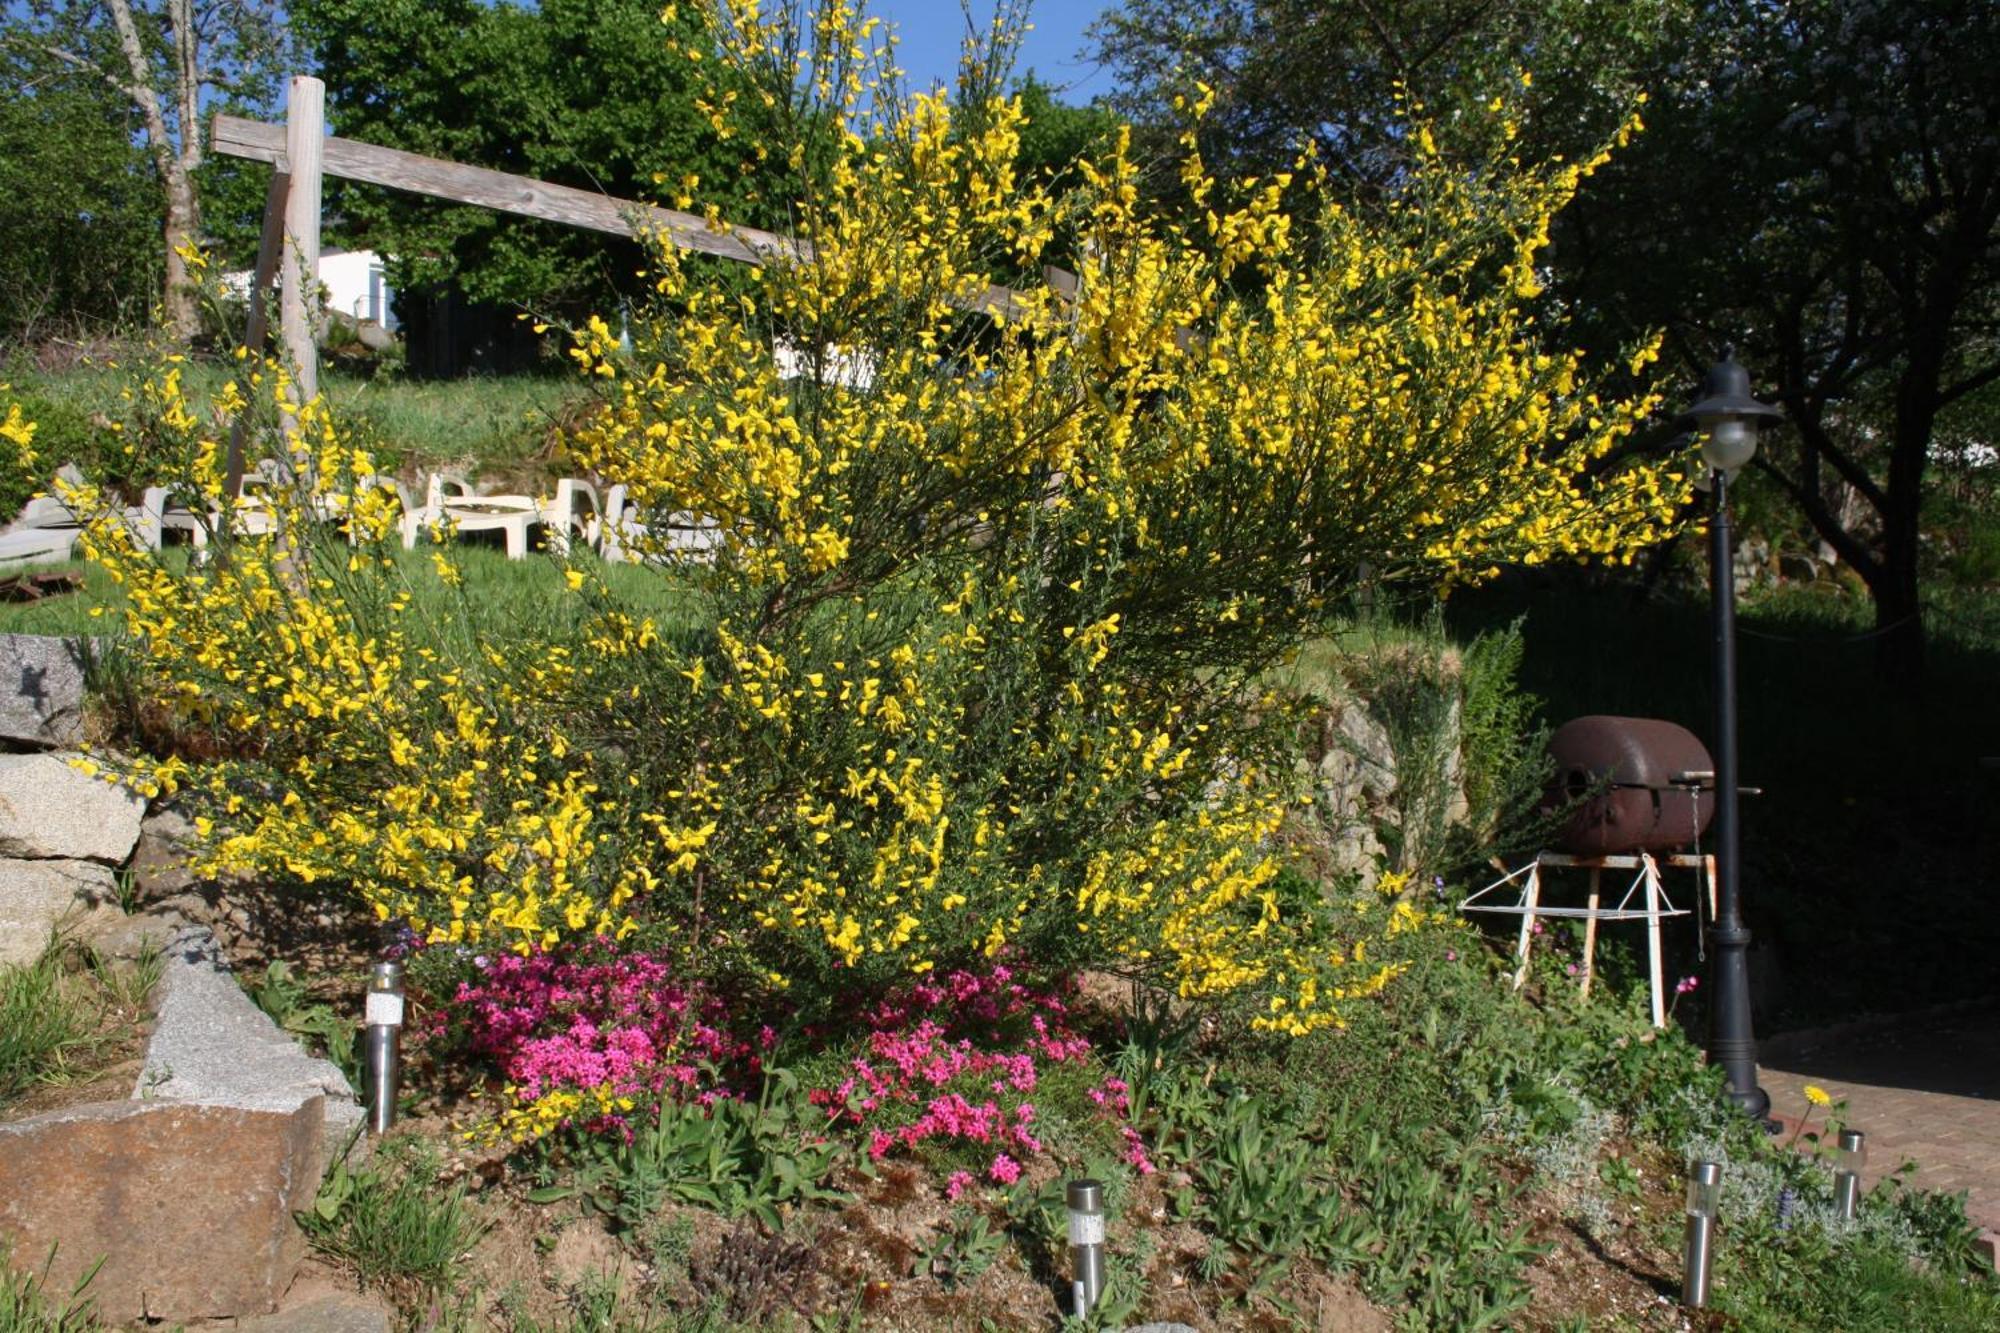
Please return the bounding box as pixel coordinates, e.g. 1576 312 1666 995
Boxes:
1680 351 1781 1122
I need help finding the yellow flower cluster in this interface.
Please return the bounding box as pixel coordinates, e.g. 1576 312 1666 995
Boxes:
479 1082 635 1146
15 1 1692 1032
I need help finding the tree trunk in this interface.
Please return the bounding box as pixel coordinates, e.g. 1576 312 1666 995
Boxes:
106 0 203 344
1871 546 1925 683
160 164 201 342
1875 336 1945 683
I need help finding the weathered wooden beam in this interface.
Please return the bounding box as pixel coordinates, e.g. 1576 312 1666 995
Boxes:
278 78 324 412
211 110 1078 320
211 113 798 267
224 165 289 498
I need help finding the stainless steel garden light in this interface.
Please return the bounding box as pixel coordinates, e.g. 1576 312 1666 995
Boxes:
364 960 405 1133
1834 1129 1867 1220
1066 1178 1107 1314
1683 1160 1724 1308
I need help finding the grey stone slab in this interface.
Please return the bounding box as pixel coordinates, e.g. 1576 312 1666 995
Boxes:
235 1291 393 1333
137 925 363 1147
0 857 119 965
0 634 90 748
0 751 145 863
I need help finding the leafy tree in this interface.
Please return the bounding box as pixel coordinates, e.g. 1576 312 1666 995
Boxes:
1088 0 1690 190
1554 0 2000 680
1096 0 2000 682
293 0 780 324
2 1 289 341
0 40 159 343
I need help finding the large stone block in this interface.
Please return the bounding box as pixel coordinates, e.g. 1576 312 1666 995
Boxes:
0 1097 325 1324
0 634 89 748
0 752 145 863
0 857 119 966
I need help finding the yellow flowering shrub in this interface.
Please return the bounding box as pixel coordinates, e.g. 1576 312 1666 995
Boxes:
20 1 1689 1035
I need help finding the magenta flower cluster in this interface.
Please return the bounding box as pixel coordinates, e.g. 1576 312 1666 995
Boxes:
445 940 761 1123
809 965 1145 1192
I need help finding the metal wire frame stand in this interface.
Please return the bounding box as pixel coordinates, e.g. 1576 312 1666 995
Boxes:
1460 852 1718 1029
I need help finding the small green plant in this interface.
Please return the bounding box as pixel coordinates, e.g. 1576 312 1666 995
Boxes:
684 1221 818 1326
89 939 161 1020
0 1245 104 1333
568 1071 844 1232
1058 1231 1151 1331
297 1138 487 1307
1596 1153 1643 1200
0 938 115 1109
912 1208 1005 1289
248 959 360 1087
638 1211 696 1282
1147 1077 1378 1299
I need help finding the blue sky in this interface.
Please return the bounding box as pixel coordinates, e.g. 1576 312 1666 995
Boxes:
867 2 1115 104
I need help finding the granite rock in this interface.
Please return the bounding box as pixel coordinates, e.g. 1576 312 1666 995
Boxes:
0 1098 325 1324
0 633 90 748
0 857 119 965
0 752 145 863
139 925 364 1151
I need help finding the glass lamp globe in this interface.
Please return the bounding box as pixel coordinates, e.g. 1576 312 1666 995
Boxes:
1702 418 1757 473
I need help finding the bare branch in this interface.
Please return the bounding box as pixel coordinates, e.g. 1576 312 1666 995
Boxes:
103 0 176 178
4 35 150 105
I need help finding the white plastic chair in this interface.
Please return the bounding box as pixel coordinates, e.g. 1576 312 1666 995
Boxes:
597 484 723 564
544 478 602 556
419 474 541 560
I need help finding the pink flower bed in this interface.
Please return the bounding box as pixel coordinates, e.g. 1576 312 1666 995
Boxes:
808 965 1151 1189
432 946 1156 1179
443 939 762 1124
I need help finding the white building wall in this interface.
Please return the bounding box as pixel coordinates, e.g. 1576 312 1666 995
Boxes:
221 248 398 332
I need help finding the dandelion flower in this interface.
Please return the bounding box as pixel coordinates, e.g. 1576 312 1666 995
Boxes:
1803 1084 1832 1108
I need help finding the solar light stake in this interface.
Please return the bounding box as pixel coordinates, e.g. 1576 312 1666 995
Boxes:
1066 1178 1106 1314
1683 1161 1723 1308
1834 1129 1867 1220
364 961 405 1134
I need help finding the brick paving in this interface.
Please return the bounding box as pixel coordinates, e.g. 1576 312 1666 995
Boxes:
1756 1000 1999 1259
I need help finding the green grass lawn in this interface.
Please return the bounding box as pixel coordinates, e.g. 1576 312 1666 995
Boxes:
0 539 711 644
5 358 591 489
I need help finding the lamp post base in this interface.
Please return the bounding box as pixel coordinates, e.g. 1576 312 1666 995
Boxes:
1708 922 1771 1124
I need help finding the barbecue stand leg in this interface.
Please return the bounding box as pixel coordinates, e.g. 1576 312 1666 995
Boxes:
1513 861 1542 989
1644 854 1667 1029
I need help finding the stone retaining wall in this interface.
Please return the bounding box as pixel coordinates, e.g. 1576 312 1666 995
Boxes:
0 634 365 1323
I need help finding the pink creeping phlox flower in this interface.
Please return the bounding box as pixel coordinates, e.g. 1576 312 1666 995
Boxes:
441 938 759 1136
808 965 1147 1196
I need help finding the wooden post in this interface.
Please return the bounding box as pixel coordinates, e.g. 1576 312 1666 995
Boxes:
224 168 291 499
1579 865 1603 998
279 76 324 417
